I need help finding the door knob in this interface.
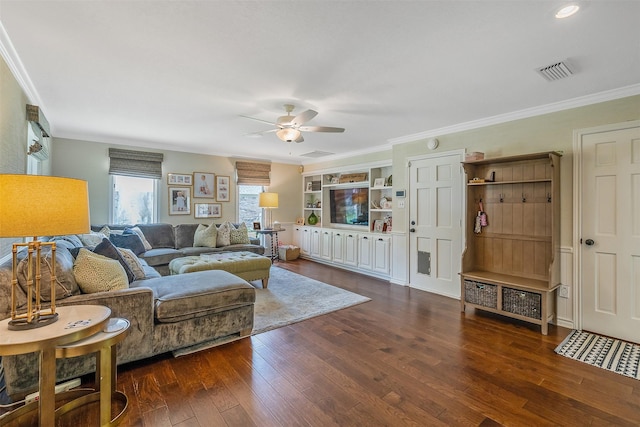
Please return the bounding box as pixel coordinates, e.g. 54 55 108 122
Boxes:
411 220 416 225
585 239 595 246
410 228 416 233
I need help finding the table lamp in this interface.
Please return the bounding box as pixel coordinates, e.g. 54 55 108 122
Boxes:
258 192 278 229
0 174 90 330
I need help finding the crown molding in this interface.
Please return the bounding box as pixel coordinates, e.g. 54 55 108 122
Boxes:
0 21 45 110
388 84 640 145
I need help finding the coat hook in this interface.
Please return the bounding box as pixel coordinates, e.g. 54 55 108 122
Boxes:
547 193 552 203
499 193 504 203
522 193 527 203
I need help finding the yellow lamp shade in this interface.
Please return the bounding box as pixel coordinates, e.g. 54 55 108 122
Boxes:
0 174 90 238
258 192 279 209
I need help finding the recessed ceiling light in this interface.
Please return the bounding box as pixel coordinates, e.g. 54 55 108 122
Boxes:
555 4 580 19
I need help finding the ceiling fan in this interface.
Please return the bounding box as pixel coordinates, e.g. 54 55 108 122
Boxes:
241 104 345 143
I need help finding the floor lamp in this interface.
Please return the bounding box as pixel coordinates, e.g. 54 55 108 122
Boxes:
258 192 278 230
0 174 90 330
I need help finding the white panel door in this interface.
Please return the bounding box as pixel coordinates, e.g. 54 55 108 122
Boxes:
320 230 332 260
344 233 358 266
409 153 463 298
332 231 345 264
581 124 640 343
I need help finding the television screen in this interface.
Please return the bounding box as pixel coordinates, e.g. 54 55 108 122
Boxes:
330 188 368 226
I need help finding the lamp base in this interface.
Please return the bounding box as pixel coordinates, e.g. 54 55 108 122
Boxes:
8 312 58 330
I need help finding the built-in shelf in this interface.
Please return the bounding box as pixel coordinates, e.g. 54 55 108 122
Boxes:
467 179 552 186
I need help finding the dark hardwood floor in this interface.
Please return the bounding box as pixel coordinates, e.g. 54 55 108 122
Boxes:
7 259 640 426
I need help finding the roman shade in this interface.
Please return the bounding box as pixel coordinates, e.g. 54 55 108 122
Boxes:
109 148 164 179
236 161 271 186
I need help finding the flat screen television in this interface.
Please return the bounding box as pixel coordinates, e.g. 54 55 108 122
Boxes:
329 187 368 226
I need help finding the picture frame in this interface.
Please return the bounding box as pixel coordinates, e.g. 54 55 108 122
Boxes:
295 217 305 225
215 175 230 202
306 182 313 191
193 172 215 198
373 219 384 233
373 178 385 187
194 202 221 218
168 173 193 186
253 221 261 230
169 187 191 215
331 177 340 184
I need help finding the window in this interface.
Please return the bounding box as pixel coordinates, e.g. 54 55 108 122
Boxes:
111 175 158 224
238 185 263 229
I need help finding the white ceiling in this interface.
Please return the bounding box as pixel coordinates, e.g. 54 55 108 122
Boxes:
1 1 639 164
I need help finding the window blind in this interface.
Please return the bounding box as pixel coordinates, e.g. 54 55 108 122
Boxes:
236 161 271 185
109 148 164 179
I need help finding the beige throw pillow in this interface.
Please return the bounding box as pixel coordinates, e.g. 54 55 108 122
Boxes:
194 224 217 248
127 226 153 251
116 247 146 280
216 222 231 247
229 222 251 245
73 248 129 293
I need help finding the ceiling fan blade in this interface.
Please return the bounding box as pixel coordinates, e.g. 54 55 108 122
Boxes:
298 126 345 133
295 134 304 143
291 109 318 126
239 115 277 126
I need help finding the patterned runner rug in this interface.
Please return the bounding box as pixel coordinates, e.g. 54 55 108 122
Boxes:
555 330 640 380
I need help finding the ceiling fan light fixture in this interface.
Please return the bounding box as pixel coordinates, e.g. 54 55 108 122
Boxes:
555 4 580 18
277 128 301 142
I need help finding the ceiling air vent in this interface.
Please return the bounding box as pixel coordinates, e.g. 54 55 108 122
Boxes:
301 151 334 158
537 61 573 81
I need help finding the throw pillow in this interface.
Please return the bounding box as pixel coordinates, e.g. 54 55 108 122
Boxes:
116 248 146 281
16 246 80 301
93 238 135 283
78 231 107 247
109 233 146 256
98 225 111 236
193 224 217 247
216 222 231 247
124 226 153 251
229 222 251 245
73 248 129 293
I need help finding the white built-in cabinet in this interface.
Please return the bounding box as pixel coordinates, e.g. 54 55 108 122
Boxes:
296 162 393 279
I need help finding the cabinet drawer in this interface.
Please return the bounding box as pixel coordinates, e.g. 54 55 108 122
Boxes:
464 280 497 309
502 288 542 319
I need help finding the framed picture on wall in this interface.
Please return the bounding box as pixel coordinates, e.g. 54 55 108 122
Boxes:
167 173 192 186
169 187 191 215
193 172 214 198
194 202 221 218
215 175 230 202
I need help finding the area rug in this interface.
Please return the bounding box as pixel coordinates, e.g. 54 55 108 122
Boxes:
173 267 370 356
251 266 371 335
555 330 640 380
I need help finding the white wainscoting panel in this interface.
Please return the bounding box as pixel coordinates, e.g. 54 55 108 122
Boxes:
556 246 574 328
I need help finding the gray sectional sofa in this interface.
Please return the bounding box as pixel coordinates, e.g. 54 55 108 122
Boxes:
95 223 265 275
0 222 266 398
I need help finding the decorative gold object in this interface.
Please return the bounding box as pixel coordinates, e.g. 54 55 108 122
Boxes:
0 175 90 330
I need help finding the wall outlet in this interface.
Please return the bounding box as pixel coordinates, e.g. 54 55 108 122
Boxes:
398 200 405 209
559 285 570 299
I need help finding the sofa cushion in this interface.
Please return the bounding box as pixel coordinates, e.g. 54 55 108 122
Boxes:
216 223 231 247
78 231 107 247
194 224 217 247
138 248 183 267
174 223 200 249
135 223 176 249
110 233 146 256
16 246 80 301
73 248 129 293
141 270 255 323
221 244 265 255
94 238 135 283
229 222 251 245
124 226 153 251
179 246 222 256
117 248 147 281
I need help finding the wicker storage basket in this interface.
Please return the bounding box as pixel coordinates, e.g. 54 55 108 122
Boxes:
502 287 542 319
464 280 497 309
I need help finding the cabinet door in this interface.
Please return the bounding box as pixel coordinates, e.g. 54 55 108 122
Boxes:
293 226 302 248
310 228 321 257
358 235 373 270
344 233 358 266
373 235 391 275
332 231 345 264
300 227 311 255
320 230 332 260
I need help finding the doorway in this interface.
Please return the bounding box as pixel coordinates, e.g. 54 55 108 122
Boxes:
575 120 640 343
408 151 464 298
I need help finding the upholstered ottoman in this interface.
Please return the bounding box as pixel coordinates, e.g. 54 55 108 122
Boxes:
169 251 272 288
